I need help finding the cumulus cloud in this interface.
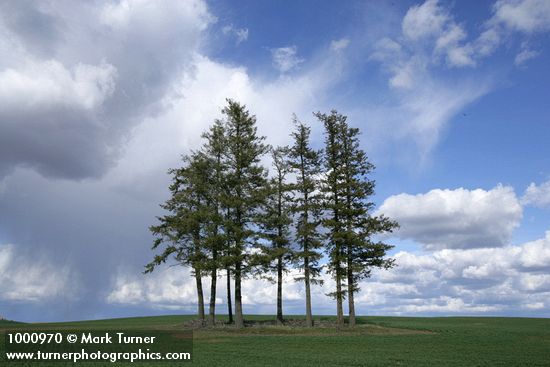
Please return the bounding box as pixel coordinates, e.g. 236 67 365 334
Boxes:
377 185 523 250
527 238 550 271
521 180 550 207
271 46 304 73
359 232 550 316
107 267 198 310
107 267 329 315
400 0 475 67
107 231 550 317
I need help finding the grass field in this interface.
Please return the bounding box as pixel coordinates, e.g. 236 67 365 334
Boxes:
1 315 549 366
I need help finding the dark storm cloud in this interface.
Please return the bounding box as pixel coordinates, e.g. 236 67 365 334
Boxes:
0 108 115 179
0 1 62 58
0 167 173 322
0 0 212 180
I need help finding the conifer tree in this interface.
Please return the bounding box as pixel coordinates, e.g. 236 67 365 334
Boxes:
288 118 324 328
258 146 294 324
200 121 227 326
338 120 397 327
145 153 211 325
221 99 269 328
316 110 347 328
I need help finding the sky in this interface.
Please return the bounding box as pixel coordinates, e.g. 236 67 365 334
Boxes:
0 0 549 322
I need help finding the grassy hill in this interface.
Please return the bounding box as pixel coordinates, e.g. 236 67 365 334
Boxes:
1 315 549 366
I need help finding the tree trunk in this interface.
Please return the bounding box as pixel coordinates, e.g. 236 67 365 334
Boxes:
226 267 233 324
208 258 217 326
347 247 356 327
304 255 313 327
335 251 344 329
234 261 244 328
277 255 283 325
195 269 205 326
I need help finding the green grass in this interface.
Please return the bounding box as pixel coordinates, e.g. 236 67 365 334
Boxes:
2 315 550 366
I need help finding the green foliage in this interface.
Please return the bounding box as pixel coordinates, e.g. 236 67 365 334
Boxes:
287 118 324 283
199 119 227 270
220 99 270 273
145 152 211 276
257 146 294 277
316 110 348 294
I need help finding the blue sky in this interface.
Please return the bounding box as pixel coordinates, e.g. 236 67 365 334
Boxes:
0 0 549 322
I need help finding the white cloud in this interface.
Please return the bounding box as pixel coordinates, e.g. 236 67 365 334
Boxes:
108 267 322 313
366 231 550 315
514 47 540 64
367 1 495 160
370 38 402 62
518 231 550 270
475 28 502 57
445 44 475 67
388 58 418 90
107 230 550 316
490 0 550 33
395 297 501 314
365 0 550 163
402 0 450 41
402 0 475 68
466 0 550 62
435 23 467 51
100 0 213 33
271 46 304 73
330 38 350 51
378 185 523 250
0 60 116 111
108 51 341 171
389 0 550 73
107 267 197 309
522 179 550 207
222 24 249 44
403 80 491 159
